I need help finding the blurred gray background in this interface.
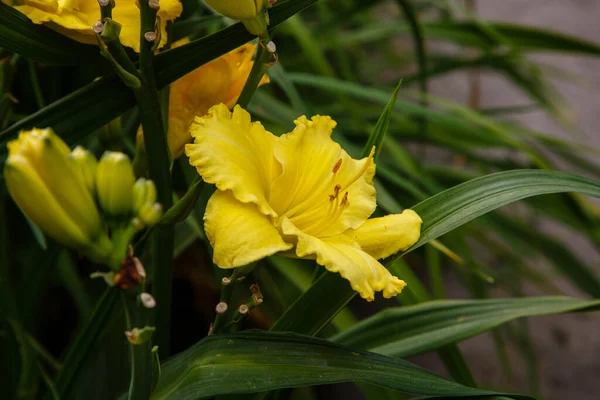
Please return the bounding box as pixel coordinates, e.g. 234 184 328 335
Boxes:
410 1 600 399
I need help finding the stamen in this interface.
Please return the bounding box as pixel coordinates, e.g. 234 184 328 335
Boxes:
332 158 342 173
329 184 341 201
341 191 349 206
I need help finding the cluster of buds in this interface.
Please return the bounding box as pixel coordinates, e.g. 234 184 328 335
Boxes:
3 128 163 272
205 0 277 38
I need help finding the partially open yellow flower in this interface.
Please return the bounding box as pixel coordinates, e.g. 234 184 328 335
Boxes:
3 0 183 52
3 128 112 263
185 105 422 301
139 42 269 159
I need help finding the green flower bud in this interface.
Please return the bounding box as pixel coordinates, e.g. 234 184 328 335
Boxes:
132 178 157 214
96 151 136 217
70 146 98 195
4 128 112 263
139 203 163 227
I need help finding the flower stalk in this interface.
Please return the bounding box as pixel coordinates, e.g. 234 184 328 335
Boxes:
210 263 257 335
236 38 277 108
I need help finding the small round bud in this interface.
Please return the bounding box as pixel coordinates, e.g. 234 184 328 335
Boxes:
215 302 228 314
140 292 156 308
96 151 136 216
133 178 157 214
93 21 104 34
144 31 157 43
238 304 250 315
70 146 98 195
265 41 277 53
139 203 163 226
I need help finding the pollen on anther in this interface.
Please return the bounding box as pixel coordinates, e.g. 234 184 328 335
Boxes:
332 158 342 173
341 191 349 206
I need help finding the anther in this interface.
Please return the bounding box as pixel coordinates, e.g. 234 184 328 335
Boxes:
98 0 110 6
140 292 156 308
93 20 104 34
341 191 349 206
144 31 157 43
332 158 342 173
215 302 228 314
265 41 277 53
148 0 160 10
329 184 342 201
222 276 232 285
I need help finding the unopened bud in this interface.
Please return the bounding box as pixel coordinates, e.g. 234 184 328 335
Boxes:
138 203 163 226
140 292 156 308
215 302 228 314
70 146 98 195
132 178 157 214
96 151 135 216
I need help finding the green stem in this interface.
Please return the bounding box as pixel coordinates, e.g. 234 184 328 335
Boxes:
110 223 140 271
137 0 175 359
159 176 204 225
236 41 275 108
211 263 257 335
121 293 152 400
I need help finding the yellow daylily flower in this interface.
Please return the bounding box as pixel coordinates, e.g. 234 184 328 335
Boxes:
4 0 183 52
138 42 269 159
185 104 423 301
3 128 112 263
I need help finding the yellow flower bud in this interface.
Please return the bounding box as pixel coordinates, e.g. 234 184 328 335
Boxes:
133 178 157 214
205 0 270 36
96 152 136 217
69 146 98 195
138 203 163 227
3 128 111 262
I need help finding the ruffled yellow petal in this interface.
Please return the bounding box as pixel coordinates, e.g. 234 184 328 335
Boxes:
205 190 292 268
281 218 406 301
271 116 376 237
185 104 279 216
345 210 422 260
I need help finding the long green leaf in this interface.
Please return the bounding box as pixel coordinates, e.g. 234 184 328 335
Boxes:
0 3 100 65
271 170 600 336
52 288 118 400
151 332 532 400
0 0 319 162
336 21 600 56
331 297 600 357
